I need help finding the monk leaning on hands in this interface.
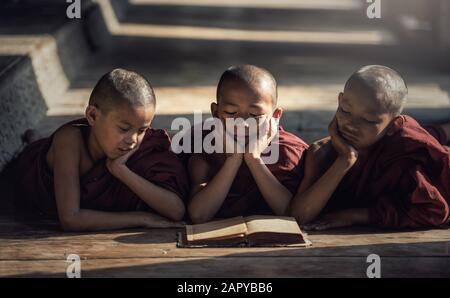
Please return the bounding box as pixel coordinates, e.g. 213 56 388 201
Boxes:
290 65 450 230
13 68 189 231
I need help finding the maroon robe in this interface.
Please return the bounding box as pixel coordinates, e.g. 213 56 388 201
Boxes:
14 118 189 220
325 115 450 228
425 123 450 146
182 125 308 218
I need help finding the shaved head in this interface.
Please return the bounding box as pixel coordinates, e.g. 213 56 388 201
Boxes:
89 68 156 113
345 65 408 115
217 64 278 108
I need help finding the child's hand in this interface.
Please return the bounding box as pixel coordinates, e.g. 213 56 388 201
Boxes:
106 144 140 178
302 211 354 231
302 208 369 231
328 117 358 166
141 212 185 228
244 117 278 162
214 124 244 157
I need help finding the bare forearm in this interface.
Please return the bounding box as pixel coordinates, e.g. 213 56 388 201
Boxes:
246 157 292 215
350 208 370 225
291 158 353 224
189 155 242 223
60 209 146 231
115 167 185 221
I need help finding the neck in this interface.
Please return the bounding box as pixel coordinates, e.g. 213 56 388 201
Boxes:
87 130 106 162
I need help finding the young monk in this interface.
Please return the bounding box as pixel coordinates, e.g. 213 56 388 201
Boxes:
186 65 308 223
14 69 189 231
290 65 450 230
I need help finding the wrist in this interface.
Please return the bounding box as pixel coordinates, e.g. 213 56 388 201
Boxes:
138 211 152 227
350 208 369 224
227 153 243 163
244 153 262 165
112 164 131 180
336 155 357 170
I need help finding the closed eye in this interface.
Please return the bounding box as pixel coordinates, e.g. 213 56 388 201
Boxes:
364 118 379 124
118 126 130 132
339 106 350 114
224 111 236 115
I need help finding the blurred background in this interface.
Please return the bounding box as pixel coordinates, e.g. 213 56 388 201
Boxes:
1 0 450 174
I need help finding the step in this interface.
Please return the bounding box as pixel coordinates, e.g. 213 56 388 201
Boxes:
0 1 105 172
123 0 372 32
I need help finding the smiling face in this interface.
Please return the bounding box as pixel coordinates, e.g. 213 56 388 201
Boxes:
211 78 281 144
87 103 154 159
336 81 394 150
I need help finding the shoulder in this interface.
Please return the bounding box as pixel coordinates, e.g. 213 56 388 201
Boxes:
139 128 172 151
275 128 309 163
47 124 84 170
278 128 308 149
52 124 84 149
385 115 442 148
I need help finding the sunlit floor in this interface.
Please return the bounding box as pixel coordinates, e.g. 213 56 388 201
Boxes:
1 219 449 277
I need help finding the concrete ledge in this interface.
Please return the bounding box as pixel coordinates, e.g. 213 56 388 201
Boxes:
0 2 104 171
0 56 47 170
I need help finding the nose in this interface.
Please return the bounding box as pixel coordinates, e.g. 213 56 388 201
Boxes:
339 116 358 133
346 123 358 133
124 132 138 147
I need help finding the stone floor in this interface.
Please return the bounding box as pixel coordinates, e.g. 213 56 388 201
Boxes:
28 0 450 142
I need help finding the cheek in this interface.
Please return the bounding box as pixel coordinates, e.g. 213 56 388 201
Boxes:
360 125 382 144
137 133 146 144
335 111 346 124
105 128 124 147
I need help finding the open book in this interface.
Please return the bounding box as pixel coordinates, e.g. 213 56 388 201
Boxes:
177 215 311 248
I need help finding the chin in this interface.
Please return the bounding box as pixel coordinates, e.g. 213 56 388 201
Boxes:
106 151 121 159
346 138 362 150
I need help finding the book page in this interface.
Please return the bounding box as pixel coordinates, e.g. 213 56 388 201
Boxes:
244 215 302 236
186 216 247 242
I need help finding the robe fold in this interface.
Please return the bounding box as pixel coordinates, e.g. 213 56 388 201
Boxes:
325 115 450 228
14 118 189 219
424 124 449 146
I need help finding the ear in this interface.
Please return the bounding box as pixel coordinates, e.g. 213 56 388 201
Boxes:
211 102 219 118
85 105 99 126
386 114 403 136
338 92 344 105
272 107 283 124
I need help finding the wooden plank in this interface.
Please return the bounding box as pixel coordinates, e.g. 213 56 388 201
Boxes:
0 256 449 278
1 230 449 260
1 222 449 241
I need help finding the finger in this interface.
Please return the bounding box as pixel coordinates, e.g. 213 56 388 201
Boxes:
316 220 349 231
328 117 339 137
314 223 333 231
302 222 323 231
302 225 316 231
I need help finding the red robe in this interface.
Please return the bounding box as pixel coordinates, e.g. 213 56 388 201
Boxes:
13 118 189 220
424 124 449 146
325 115 450 228
181 125 308 218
